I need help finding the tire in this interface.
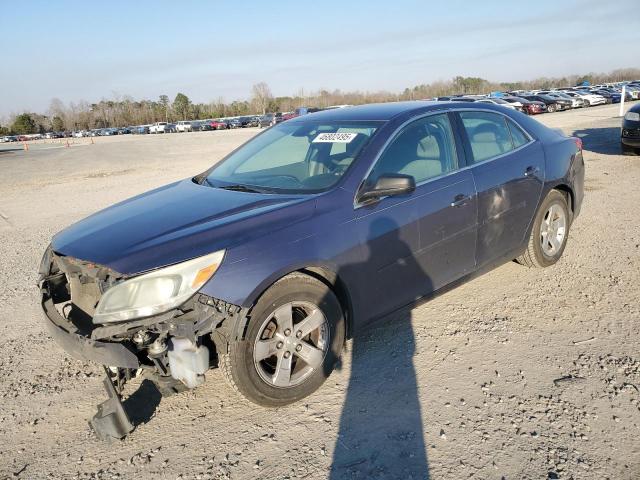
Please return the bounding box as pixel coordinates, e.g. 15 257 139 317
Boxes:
516 190 570 268
584 100 591 107
622 143 638 156
547 104 556 113
220 272 345 407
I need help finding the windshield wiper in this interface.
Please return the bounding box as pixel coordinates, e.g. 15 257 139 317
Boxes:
218 184 264 193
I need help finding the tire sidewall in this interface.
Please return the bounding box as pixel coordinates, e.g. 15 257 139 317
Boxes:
530 191 570 267
230 276 345 407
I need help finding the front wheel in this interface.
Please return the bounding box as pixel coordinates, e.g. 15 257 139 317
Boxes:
220 273 345 407
516 190 570 268
547 104 556 113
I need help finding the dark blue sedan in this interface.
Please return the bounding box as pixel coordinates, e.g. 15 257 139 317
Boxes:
39 102 584 438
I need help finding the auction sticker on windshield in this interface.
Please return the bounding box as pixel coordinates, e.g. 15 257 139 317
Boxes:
312 132 358 143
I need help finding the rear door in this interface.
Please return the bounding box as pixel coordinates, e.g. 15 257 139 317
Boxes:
455 110 544 267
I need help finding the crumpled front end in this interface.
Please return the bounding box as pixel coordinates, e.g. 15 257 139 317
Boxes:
38 247 246 440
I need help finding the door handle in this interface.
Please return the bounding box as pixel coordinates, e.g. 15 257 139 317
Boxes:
450 194 470 208
524 166 540 177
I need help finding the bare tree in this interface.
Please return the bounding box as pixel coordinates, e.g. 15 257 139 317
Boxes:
251 82 273 115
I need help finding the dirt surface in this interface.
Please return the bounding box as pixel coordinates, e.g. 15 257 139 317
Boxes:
1 104 639 480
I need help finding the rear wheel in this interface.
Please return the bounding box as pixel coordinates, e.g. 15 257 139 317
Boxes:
547 104 556 113
516 190 570 268
221 273 345 407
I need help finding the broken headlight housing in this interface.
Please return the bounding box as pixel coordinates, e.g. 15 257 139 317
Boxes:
93 250 225 324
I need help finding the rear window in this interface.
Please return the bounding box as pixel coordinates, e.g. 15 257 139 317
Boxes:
459 111 514 163
506 119 530 148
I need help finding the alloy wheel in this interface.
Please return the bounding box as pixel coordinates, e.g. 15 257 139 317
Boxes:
540 203 567 256
253 301 329 388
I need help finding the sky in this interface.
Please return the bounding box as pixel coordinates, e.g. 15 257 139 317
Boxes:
1 0 638 117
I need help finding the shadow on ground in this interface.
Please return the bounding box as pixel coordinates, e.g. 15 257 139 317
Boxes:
329 217 430 479
123 379 162 426
572 127 622 155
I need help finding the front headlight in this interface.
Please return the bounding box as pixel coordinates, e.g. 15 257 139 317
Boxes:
93 250 225 324
625 111 640 122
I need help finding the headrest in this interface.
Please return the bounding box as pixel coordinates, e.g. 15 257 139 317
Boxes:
472 123 499 143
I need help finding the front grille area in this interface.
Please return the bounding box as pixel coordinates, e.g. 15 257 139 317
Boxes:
622 128 640 138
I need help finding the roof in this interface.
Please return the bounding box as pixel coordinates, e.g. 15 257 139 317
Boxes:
289 101 440 122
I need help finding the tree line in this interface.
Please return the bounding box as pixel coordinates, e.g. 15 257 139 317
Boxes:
2 67 639 135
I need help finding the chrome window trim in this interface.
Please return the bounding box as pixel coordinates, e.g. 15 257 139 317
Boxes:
353 107 535 209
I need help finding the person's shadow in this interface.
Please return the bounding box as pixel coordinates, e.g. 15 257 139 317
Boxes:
329 217 431 479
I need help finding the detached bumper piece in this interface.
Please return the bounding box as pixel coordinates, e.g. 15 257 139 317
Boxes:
41 297 140 369
90 367 134 441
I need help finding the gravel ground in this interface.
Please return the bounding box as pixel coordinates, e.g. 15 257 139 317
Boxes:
0 103 639 480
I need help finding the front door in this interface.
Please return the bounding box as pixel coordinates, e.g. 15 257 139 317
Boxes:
353 112 477 323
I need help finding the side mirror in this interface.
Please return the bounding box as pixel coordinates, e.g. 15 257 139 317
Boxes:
358 173 416 204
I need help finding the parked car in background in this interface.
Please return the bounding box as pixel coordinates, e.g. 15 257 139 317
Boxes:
176 121 193 132
210 120 228 130
540 92 584 109
588 89 620 103
476 98 517 110
133 125 149 134
190 121 203 132
563 90 606 106
245 116 260 128
258 113 284 128
621 103 640 155
149 122 168 133
520 94 570 113
227 118 243 129
502 96 546 115
39 101 584 440
281 107 322 121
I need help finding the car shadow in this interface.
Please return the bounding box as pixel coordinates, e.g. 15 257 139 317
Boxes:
328 217 430 479
571 126 622 155
0 147 23 156
122 379 162 427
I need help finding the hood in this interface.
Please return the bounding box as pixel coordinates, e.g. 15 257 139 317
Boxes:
52 179 315 275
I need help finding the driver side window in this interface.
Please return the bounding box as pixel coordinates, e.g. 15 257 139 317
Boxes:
369 113 458 184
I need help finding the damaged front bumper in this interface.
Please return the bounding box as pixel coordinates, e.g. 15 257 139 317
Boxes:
39 250 248 440
42 296 140 368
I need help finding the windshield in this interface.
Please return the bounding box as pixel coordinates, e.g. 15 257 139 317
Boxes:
204 121 380 193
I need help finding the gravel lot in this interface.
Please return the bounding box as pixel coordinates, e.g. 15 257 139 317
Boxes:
1 103 639 480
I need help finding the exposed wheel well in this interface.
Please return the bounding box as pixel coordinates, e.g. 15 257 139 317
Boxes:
298 267 353 340
552 184 574 217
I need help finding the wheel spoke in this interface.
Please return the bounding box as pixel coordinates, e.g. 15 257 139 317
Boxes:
272 352 293 387
254 338 280 361
274 304 293 333
549 234 561 252
295 341 325 369
296 308 325 338
546 206 556 227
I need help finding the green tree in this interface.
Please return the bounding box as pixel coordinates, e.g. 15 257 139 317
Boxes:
173 93 191 120
159 95 170 121
51 116 64 132
11 113 37 134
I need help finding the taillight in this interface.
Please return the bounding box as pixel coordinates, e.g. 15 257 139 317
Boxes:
573 137 583 151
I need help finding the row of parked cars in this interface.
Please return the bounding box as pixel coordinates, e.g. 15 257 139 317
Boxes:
3 83 638 143
435 81 640 115
138 108 326 134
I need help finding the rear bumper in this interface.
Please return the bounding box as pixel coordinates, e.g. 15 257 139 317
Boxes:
621 137 640 148
42 297 140 368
